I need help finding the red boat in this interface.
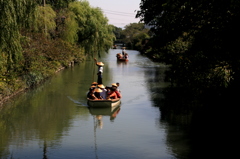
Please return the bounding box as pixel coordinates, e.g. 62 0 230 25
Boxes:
116 53 129 61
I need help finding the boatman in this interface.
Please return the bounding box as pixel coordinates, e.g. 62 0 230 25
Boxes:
122 47 126 56
94 58 104 84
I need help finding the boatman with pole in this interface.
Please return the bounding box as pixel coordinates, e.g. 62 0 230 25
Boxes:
94 58 104 85
122 47 126 56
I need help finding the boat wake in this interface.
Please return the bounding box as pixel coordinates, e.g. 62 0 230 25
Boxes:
67 96 88 107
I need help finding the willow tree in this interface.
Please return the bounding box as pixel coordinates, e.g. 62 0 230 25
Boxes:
68 0 115 57
34 5 56 37
0 0 37 79
61 9 79 44
40 0 77 10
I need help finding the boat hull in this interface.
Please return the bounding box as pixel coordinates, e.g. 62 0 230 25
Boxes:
89 105 121 116
87 98 121 108
117 58 129 61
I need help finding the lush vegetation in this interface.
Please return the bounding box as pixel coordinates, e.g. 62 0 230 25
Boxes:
0 0 115 103
113 23 151 50
135 2 239 156
136 0 240 89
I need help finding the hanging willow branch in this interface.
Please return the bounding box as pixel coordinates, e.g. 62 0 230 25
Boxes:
0 0 36 73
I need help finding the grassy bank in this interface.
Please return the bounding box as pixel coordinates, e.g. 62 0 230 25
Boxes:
0 35 85 106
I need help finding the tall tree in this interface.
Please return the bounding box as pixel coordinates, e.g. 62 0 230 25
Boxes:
68 0 115 56
35 0 77 9
112 26 123 40
35 5 56 36
122 23 149 49
136 0 240 87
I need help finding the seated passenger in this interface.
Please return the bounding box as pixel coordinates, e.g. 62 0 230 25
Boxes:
124 53 129 59
111 83 122 98
105 86 111 95
106 87 118 99
98 84 107 99
87 87 97 99
94 88 103 100
116 53 122 59
91 82 98 87
116 82 121 93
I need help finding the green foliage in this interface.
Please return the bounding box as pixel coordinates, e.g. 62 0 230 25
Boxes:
61 10 79 44
112 26 124 40
133 32 150 51
34 5 56 36
21 33 84 87
43 0 77 10
0 0 37 79
137 0 240 88
0 0 115 102
0 52 8 79
121 23 150 50
68 0 115 56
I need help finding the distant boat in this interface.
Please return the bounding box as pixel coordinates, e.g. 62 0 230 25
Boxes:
112 45 117 49
87 98 121 108
116 53 129 61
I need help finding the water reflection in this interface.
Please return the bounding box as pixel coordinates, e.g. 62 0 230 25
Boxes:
144 62 237 158
1 49 202 159
89 105 121 129
116 60 128 66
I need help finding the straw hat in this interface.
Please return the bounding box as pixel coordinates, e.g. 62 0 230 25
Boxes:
91 82 98 85
94 88 102 93
96 62 104 66
112 83 117 87
90 85 96 90
98 84 105 89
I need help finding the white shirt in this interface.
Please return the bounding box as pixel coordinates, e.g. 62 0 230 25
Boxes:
98 66 103 73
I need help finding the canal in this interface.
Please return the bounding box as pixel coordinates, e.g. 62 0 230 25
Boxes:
1 48 232 159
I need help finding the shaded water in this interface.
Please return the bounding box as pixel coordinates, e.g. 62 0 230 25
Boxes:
0 49 191 159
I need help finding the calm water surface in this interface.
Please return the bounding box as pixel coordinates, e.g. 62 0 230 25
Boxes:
0 49 190 159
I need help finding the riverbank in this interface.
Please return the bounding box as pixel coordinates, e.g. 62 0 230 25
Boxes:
0 60 78 107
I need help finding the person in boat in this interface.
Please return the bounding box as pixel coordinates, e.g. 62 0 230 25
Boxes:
112 83 122 98
124 53 129 60
105 86 111 95
106 87 118 100
122 47 126 56
94 88 103 100
98 84 107 99
116 82 121 93
91 82 98 86
116 53 122 59
94 58 104 84
87 86 97 99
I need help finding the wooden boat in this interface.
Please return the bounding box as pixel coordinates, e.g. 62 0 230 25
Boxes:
117 57 129 61
116 53 129 61
87 98 121 108
112 45 117 49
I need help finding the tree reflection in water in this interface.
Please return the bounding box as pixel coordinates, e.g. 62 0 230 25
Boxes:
143 64 237 158
153 85 237 158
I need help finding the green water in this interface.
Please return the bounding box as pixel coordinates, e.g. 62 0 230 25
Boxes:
0 49 191 159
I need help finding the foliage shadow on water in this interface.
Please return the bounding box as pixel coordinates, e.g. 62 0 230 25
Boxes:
151 84 237 159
